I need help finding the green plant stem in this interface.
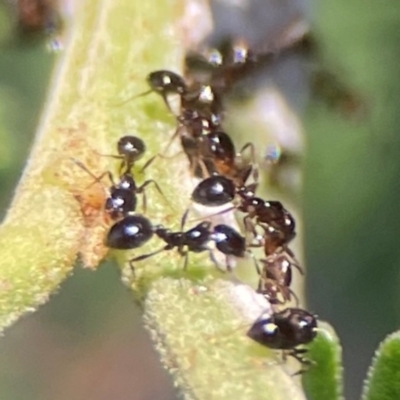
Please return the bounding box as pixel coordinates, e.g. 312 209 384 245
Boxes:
0 0 186 330
0 1 309 398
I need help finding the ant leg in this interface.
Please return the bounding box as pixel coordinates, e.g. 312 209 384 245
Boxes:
188 206 235 223
140 149 185 174
208 249 228 273
162 125 182 156
198 158 211 180
285 248 304 275
238 142 259 184
106 171 116 186
243 215 260 246
89 152 129 176
180 209 190 231
92 151 124 162
290 349 314 376
137 179 172 212
289 288 300 306
161 93 178 116
140 155 157 173
128 247 166 271
70 158 112 189
256 278 263 292
180 251 189 270
251 252 262 275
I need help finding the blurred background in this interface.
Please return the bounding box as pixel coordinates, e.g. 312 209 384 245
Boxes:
0 0 400 399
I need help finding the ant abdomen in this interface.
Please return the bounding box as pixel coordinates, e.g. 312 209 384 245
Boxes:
191 175 236 206
206 131 236 175
106 214 153 249
211 224 246 258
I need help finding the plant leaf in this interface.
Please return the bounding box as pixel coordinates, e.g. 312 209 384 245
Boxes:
0 0 186 330
302 320 345 400
361 331 400 400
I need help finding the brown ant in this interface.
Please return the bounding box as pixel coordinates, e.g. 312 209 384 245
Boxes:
190 175 300 293
256 252 303 305
176 109 258 181
190 176 294 243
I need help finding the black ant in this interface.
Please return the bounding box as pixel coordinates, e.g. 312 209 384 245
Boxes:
116 70 188 111
145 70 189 113
128 221 247 272
73 135 166 219
127 221 213 271
247 307 318 373
106 207 248 272
119 70 221 118
104 170 165 219
145 69 229 125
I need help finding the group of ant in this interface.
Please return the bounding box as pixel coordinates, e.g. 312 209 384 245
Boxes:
82 40 318 375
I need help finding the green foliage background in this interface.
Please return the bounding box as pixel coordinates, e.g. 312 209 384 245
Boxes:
0 0 400 399
305 1 400 398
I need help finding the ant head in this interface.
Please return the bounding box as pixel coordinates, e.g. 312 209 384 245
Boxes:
147 70 187 95
247 314 280 349
117 135 146 163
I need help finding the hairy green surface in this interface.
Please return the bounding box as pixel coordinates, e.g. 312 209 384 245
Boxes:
361 331 400 400
302 321 344 400
0 0 311 398
144 277 307 400
0 0 186 330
